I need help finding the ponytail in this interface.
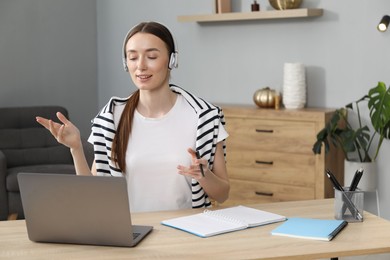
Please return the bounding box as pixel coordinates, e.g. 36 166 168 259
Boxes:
111 90 140 172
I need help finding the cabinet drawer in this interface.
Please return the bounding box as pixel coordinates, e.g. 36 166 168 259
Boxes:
220 106 343 205
226 150 315 187
225 118 316 154
224 179 315 206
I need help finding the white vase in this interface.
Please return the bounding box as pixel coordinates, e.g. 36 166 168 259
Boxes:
344 160 377 191
282 62 306 109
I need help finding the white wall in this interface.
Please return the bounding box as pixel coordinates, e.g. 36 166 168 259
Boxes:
96 0 390 219
0 0 98 137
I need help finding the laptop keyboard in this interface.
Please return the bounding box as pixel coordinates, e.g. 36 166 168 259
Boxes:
133 232 141 240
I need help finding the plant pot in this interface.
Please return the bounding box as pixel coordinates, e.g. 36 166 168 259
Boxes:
344 160 377 191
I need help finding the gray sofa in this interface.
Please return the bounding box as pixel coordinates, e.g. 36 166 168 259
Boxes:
0 106 94 220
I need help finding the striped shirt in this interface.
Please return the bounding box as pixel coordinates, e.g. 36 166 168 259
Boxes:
88 84 227 208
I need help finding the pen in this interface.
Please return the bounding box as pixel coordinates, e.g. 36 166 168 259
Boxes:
325 169 343 191
349 168 364 191
342 168 364 215
195 151 205 177
325 169 363 221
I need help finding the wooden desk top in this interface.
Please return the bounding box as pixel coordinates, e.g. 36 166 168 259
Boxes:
2 199 390 259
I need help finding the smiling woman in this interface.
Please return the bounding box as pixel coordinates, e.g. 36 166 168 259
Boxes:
36 21 230 214
125 33 171 93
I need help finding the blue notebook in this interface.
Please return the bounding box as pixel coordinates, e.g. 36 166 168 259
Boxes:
271 217 348 241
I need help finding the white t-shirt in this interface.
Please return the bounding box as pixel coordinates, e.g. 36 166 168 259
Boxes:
113 94 228 212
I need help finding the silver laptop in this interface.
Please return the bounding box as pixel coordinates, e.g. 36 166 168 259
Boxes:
18 173 152 247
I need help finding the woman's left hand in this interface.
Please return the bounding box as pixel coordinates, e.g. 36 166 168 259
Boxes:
177 148 207 180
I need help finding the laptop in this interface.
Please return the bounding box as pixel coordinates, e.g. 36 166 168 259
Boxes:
18 173 153 247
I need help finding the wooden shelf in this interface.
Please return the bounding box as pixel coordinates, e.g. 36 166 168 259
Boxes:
177 8 323 23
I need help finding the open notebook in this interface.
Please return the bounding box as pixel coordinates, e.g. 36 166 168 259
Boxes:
161 205 286 238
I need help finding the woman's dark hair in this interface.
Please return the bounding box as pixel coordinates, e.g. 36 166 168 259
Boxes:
122 21 176 61
111 22 175 173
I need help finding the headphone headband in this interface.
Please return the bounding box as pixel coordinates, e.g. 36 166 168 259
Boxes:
122 22 178 72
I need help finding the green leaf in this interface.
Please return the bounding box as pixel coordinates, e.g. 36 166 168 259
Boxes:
312 82 390 162
368 82 390 139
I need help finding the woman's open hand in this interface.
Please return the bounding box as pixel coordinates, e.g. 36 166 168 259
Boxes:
36 112 82 150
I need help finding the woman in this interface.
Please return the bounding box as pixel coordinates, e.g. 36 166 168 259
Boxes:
36 21 229 212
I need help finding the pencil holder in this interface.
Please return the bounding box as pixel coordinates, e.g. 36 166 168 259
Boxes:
334 188 364 222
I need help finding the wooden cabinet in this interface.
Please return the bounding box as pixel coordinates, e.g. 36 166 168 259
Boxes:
221 105 344 206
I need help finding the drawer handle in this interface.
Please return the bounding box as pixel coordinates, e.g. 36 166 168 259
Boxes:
255 191 274 197
255 129 274 133
255 160 273 165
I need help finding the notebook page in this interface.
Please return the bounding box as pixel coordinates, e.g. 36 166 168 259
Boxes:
161 212 247 238
213 205 286 227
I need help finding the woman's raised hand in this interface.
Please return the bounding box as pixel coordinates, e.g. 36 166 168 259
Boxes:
36 112 82 150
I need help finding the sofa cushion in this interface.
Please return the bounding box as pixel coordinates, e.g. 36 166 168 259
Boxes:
0 127 73 168
6 165 76 192
0 106 73 168
0 106 67 129
2 145 73 168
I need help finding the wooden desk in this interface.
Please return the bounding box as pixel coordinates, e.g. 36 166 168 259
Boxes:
1 199 390 259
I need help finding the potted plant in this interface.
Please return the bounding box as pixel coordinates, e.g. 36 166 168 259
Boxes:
312 81 390 190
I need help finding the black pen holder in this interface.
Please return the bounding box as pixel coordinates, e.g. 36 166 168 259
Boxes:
334 188 364 222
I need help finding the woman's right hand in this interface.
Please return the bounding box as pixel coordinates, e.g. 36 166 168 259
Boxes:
36 112 82 150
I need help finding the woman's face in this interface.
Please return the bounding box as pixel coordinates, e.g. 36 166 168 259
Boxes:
125 32 170 92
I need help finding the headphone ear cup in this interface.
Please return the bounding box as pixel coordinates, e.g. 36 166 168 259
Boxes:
123 57 129 72
168 52 178 69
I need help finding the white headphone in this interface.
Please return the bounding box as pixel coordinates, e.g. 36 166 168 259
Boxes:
168 50 178 70
122 22 179 72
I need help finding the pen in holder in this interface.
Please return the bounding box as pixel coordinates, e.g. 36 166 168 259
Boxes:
334 188 364 222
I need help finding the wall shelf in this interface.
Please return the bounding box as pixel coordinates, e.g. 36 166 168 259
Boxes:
177 8 323 23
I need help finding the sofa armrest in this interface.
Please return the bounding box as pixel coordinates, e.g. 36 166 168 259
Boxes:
0 150 9 220
0 150 6 178
81 139 94 167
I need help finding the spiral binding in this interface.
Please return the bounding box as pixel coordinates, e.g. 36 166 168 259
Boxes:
203 209 248 227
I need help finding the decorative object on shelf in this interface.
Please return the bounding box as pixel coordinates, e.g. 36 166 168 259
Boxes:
377 15 390 32
253 87 281 109
312 82 390 196
269 0 302 10
282 62 306 109
251 0 260 11
215 0 231 13
275 92 281 109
